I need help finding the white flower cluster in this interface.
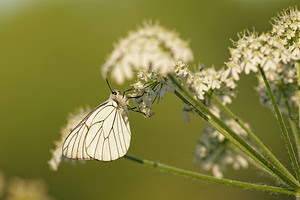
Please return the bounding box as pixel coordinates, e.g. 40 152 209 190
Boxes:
226 8 299 80
102 21 194 84
131 69 175 118
256 63 298 115
48 107 90 171
175 61 236 122
195 118 249 178
186 65 236 103
227 31 294 79
271 7 300 59
226 7 300 115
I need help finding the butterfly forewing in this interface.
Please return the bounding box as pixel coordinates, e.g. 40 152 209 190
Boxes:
62 98 131 162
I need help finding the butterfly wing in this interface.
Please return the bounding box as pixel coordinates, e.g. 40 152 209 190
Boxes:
62 101 110 160
85 100 131 161
62 99 131 161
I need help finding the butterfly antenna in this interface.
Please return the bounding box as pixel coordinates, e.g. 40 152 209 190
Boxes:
106 78 113 92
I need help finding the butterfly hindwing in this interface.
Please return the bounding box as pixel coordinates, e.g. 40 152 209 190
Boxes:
62 121 92 160
85 100 131 161
62 99 131 161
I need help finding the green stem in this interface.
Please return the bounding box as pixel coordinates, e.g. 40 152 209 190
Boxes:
124 154 295 195
211 93 298 184
289 118 300 160
169 74 300 190
259 66 300 181
297 62 300 127
281 88 300 161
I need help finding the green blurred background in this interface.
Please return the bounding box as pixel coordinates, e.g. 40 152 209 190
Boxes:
0 0 299 199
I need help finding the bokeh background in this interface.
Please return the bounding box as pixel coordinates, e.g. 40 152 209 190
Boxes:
0 0 299 199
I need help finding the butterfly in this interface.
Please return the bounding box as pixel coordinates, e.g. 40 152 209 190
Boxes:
62 80 142 162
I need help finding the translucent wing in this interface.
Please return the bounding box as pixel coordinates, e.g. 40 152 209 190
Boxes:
85 99 131 161
62 101 110 160
62 99 131 161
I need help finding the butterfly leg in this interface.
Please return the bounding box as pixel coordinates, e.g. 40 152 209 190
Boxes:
127 92 145 99
123 88 134 97
127 105 148 117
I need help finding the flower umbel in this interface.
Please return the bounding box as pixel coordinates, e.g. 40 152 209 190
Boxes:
48 106 91 171
130 69 175 117
226 8 299 118
102 21 194 84
195 118 249 178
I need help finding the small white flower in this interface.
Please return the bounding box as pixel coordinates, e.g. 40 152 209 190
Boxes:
174 61 191 79
224 62 241 81
236 155 249 168
225 118 248 137
195 144 207 158
212 165 223 178
134 92 154 118
262 59 277 72
224 77 236 89
243 60 257 74
221 95 233 105
132 81 144 91
286 28 295 39
290 43 300 60
209 105 221 119
226 156 234 164
217 133 225 142
242 49 258 74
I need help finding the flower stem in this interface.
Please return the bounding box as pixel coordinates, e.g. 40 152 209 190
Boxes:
211 93 298 184
124 154 295 195
281 88 300 161
258 65 300 181
289 117 300 160
297 62 300 127
169 74 300 189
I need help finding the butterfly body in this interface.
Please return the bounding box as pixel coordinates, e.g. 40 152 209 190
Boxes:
62 90 131 162
110 90 129 108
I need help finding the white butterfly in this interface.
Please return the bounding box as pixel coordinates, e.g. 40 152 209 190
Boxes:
62 89 133 162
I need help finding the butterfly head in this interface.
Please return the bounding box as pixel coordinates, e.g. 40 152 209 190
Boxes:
110 90 128 107
111 90 121 96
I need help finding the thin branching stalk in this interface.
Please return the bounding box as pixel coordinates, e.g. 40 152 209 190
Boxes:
174 88 299 189
211 93 298 184
289 118 300 161
259 66 300 181
281 88 300 160
297 62 300 127
296 61 300 162
169 74 300 190
124 154 295 195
